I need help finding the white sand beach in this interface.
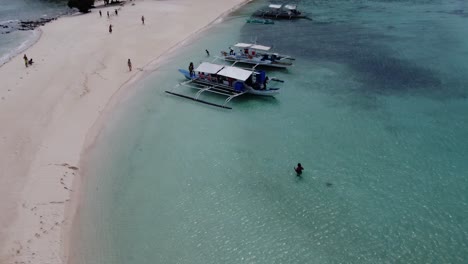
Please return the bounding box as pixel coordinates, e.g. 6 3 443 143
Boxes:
0 0 249 263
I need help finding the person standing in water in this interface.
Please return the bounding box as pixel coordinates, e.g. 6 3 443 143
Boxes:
294 163 304 176
127 59 132 71
141 15 145 25
188 62 194 77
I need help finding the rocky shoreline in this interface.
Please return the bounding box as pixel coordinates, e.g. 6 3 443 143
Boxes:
18 18 58 31
1 17 61 35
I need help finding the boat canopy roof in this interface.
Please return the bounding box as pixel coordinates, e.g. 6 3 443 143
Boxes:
195 62 224 74
218 66 253 81
234 43 252 48
284 4 297 10
233 43 272 51
250 44 271 51
268 4 282 9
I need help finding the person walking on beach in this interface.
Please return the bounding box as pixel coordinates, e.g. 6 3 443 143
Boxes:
23 54 28 67
141 15 145 25
107 11 110 18
109 24 113 34
127 59 132 71
99 10 102 17
115 9 118 16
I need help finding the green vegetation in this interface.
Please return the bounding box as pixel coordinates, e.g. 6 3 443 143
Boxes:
67 0 95 13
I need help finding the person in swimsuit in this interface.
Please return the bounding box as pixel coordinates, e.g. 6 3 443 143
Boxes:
127 59 132 71
295 163 304 176
23 54 28 67
188 62 194 77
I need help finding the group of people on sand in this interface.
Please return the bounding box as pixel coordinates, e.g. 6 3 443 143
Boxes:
98 6 145 72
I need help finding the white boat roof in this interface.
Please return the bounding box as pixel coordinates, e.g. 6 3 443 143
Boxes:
234 43 253 48
218 66 253 81
268 4 282 9
284 4 297 10
195 62 224 74
250 44 271 51
233 43 271 51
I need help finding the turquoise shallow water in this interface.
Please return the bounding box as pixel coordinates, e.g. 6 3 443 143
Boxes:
73 0 468 263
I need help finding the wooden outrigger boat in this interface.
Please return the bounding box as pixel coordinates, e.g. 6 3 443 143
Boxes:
165 62 282 109
253 4 307 20
218 43 294 69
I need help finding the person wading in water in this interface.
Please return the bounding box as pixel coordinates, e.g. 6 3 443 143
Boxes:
294 163 304 176
188 62 194 77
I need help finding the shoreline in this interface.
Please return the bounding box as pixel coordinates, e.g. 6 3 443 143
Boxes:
0 29 42 67
0 0 251 263
0 6 75 67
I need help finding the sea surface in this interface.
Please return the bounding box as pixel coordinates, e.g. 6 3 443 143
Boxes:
73 0 468 263
0 0 69 65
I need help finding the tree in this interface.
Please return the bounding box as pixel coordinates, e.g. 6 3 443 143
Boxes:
68 0 95 13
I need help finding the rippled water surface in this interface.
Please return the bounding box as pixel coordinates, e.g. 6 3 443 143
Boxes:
73 0 468 263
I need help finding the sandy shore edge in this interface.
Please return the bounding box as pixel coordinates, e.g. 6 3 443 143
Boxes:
0 0 251 263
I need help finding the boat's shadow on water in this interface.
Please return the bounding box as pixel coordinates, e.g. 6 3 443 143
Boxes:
235 94 280 109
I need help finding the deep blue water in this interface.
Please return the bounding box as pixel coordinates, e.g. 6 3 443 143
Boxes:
73 0 468 263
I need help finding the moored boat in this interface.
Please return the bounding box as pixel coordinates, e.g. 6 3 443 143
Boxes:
253 4 307 20
165 62 282 109
219 43 294 69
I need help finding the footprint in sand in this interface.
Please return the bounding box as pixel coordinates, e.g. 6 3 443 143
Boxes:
54 163 79 171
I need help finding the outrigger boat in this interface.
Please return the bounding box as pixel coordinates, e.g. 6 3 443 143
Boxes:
253 4 306 20
218 43 294 69
165 62 282 109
